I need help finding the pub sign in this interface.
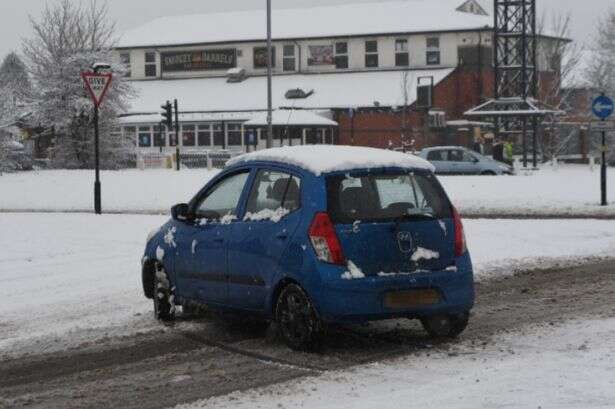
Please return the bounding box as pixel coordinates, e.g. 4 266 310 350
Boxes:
161 49 237 72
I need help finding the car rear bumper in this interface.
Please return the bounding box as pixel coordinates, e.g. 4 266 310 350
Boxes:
315 256 475 324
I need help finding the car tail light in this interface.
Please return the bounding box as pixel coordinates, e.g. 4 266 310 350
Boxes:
452 206 467 257
308 212 345 265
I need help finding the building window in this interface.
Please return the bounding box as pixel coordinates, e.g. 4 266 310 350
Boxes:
123 126 137 145
335 42 349 69
182 125 196 147
197 124 212 147
154 125 166 147
120 52 131 77
365 40 378 68
254 46 276 69
213 124 225 148
227 124 243 147
168 132 178 147
138 126 152 147
426 37 441 65
395 39 409 67
145 52 157 77
283 45 296 72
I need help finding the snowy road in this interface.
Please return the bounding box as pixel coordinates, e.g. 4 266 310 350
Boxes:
1 213 615 408
2 213 615 357
1 260 614 409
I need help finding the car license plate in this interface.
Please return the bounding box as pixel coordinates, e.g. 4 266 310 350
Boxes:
384 289 441 309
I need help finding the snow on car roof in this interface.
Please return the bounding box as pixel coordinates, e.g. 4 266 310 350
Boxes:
227 145 435 175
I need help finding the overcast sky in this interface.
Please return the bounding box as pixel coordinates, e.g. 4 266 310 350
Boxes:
0 0 612 59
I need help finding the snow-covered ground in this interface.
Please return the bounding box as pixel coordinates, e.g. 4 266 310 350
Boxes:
176 318 615 409
1 213 614 358
0 165 613 216
0 169 218 213
440 165 615 217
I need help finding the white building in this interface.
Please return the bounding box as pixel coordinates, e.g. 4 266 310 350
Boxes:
115 0 561 153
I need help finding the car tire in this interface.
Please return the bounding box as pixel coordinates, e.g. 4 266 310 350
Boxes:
275 284 323 351
421 312 469 339
153 264 176 322
481 171 497 176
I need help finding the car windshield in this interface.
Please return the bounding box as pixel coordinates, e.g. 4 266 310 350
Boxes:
326 172 452 223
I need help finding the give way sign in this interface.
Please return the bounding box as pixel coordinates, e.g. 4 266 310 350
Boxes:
81 72 113 107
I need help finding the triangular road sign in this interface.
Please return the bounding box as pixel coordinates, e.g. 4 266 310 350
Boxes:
81 72 113 107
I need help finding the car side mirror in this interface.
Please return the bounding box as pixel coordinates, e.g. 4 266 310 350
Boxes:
171 203 192 221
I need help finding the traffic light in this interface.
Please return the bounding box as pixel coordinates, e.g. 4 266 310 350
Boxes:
161 101 173 128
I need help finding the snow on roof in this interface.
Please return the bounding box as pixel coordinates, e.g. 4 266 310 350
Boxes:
127 68 455 114
243 110 337 127
227 145 435 175
118 0 492 49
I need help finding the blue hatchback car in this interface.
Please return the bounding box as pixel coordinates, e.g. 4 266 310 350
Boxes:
142 146 474 350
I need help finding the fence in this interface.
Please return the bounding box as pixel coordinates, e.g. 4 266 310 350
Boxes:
136 150 240 170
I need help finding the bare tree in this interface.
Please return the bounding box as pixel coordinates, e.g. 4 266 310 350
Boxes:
586 8 615 95
536 12 584 161
22 0 134 169
586 7 615 163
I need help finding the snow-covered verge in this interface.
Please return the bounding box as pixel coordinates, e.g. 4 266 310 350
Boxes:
440 165 615 217
1 214 614 357
0 169 219 213
465 218 615 278
0 165 613 216
175 318 615 409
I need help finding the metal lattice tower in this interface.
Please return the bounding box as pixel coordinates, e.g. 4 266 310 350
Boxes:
494 0 537 100
465 0 560 168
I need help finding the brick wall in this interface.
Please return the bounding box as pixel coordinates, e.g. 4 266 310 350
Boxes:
336 67 494 150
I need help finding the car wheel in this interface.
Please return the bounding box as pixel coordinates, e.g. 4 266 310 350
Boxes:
421 312 469 339
481 170 497 176
275 284 323 351
153 264 175 322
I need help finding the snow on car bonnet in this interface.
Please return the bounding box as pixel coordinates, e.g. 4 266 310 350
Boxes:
226 146 434 175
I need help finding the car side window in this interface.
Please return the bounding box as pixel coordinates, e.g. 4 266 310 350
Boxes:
427 150 444 161
448 150 463 162
462 151 477 162
195 171 250 219
246 170 301 215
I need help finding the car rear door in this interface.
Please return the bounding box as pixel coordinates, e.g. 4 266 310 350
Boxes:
227 168 303 311
327 171 455 276
187 170 251 306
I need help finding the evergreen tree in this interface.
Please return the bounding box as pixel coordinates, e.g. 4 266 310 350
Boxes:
0 52 31 121
22 0 134 169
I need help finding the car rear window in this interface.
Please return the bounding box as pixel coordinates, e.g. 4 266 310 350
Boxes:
326 172 452 223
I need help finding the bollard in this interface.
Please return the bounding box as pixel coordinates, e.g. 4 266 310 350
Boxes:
513 158 521 174
589 156 595 172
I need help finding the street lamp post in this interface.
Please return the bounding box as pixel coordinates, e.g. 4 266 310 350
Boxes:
266 0 273 149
